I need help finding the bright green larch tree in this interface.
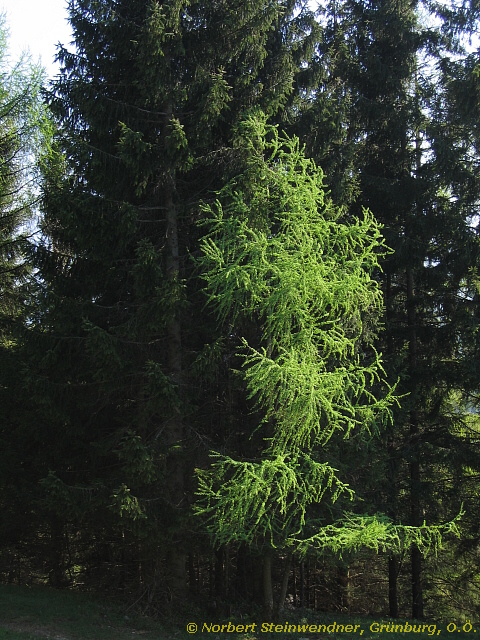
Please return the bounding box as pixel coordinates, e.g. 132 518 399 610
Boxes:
195 113 457 617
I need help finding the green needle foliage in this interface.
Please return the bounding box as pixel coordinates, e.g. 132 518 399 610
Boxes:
195 112 412 554
199 113 392 441
197 451 354 547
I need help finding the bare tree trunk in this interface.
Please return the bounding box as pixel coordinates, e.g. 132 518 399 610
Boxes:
407 267 423 619
306 559 311 608
215 546 224 599
411 544 423 618
410 71 424 620
337 565 350 610
225 545 230 599
236 544 248 600
252 555 263 605
300 560 305 608
411 455 424 619
163 103 186 598
209 554 214 599
275 552 292 617
188 552 196 592
388 556 399 618
48 517 67 587
292 557 297 606
263 550 274 619
385 268 401 618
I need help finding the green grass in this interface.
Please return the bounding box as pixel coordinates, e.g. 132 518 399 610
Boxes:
0 584 164 640
0 584 477 640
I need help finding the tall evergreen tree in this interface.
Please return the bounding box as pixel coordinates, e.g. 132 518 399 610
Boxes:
299 0 480 619
417 10 480 613
32 0 310 598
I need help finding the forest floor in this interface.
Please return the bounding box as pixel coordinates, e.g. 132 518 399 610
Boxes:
0 584 476 640
0 584 163 640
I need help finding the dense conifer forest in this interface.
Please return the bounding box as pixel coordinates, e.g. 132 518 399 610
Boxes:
1 0 480 622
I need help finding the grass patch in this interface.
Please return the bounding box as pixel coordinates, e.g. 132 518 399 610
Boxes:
0 584 163 640
0 584 477 640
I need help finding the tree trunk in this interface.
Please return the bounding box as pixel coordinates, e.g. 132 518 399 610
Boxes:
48 517 67 587
337 565 350 610
300 560 305 608
164 105 186 597
236 544 248 600
386 267 400 619
188 552 196 592
253 555 263 605
263 550 274 619
275 552 292 617
411 443 424 619
306 559 311 608
407 267 423 619
215 546 224 599
388 556 399 618
209 554 214 599
411 542 423 618
292 557 297 606
225 545 230 598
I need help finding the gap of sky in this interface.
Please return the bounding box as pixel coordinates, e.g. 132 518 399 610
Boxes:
0 0 73 78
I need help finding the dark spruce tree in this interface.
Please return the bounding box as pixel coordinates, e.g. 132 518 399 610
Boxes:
32 0 308 600
298 0 480 619
419 15 480 615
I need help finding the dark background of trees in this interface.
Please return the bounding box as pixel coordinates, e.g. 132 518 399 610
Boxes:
1 0 480 622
